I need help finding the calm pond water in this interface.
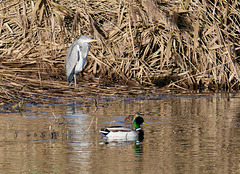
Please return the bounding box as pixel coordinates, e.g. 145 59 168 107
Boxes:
1 93 240 173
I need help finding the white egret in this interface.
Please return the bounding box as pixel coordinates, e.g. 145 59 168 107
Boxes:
65 35 97 87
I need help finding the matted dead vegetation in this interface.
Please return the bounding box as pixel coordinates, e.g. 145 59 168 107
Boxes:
0 0 240 105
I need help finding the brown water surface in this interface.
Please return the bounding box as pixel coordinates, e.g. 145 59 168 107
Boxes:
1 93 240 173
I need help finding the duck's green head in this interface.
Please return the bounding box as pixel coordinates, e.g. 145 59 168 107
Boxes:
134 116 148 129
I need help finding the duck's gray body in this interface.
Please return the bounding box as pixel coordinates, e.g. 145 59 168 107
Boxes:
100 126 140 140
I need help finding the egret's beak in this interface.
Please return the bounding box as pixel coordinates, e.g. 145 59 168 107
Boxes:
89 39 98 42
142 121 148 125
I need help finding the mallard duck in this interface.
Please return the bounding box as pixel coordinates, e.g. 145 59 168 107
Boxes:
100 116 147 141
124 112 143 123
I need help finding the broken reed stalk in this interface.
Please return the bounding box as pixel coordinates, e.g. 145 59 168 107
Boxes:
0 0 240 106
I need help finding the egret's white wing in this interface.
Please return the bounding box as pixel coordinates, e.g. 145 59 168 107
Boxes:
75 45 86 74
65 42 81 83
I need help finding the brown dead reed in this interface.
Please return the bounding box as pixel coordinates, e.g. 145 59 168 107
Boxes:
1 0 240 105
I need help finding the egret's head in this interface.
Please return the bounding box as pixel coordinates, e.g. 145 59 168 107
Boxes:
79 35 97 43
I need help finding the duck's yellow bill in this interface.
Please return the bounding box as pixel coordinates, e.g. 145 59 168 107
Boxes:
143 121 148 125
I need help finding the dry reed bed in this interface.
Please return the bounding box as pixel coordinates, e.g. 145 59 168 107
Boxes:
0 0 240 106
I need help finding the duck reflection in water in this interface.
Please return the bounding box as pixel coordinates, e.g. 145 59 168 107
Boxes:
100 116 147 142
134 140 144 154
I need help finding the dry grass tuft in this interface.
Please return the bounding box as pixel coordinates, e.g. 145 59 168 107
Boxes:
1 0 240 105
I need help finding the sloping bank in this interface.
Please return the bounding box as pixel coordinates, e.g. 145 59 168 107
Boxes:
1 0 240 107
